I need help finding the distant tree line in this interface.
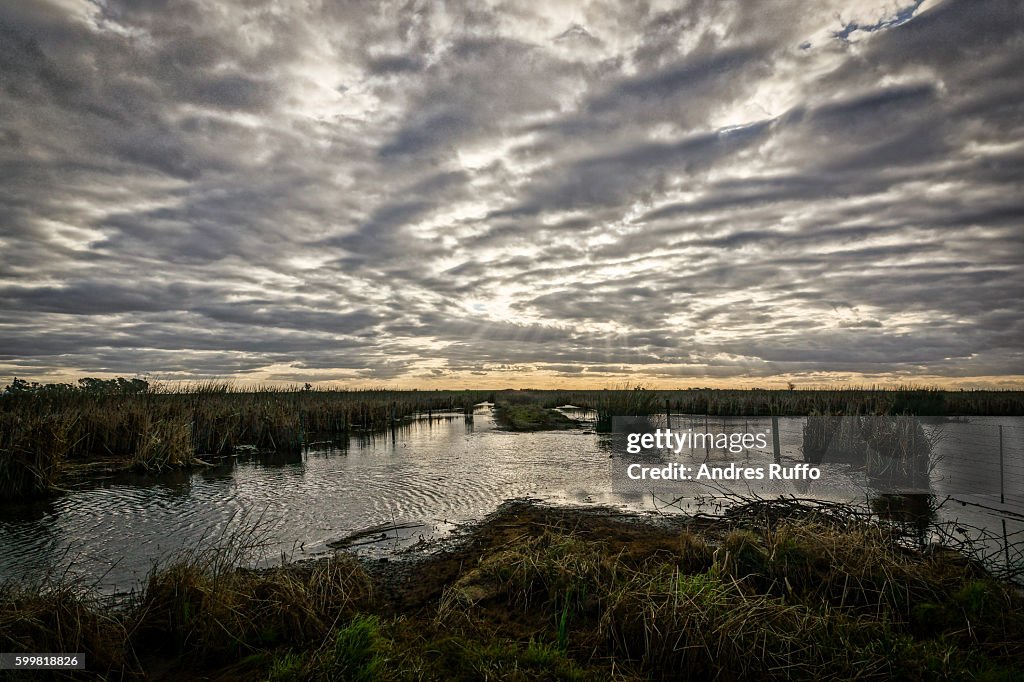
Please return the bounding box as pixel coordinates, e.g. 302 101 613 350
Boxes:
2 377 150 396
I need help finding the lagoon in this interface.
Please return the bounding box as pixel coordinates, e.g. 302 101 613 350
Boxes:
1 407 1021 593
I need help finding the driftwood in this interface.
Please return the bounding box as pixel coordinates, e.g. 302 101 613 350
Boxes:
327 521 425 549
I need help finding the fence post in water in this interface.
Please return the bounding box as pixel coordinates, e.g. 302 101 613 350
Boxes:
1004 519 1011 572
704 413 710 460
744 417 749 456
911 418 917 491
999 425 1005 504
665 399 671 427
772 415 781 465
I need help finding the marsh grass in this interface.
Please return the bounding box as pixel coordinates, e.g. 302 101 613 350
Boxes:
513 384 1024 433
127 510 374 665
431 499 1023 681
0 578 131 677
132 418 195 471
0 516 377 678
3 383 1021 499
802 416 939 493
0 409 77 498
442 532 609 614
492 401 578 431
132 552 373 663
590 385 664 432
278 614 391 682
0 383 493 499
1 499 1022 680
534 385 1024 421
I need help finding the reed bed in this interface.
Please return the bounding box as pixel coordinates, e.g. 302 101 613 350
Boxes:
533 386 1024 428
3 380 1021 498
801 416 938 491
0 409 77 499
0 380 492 499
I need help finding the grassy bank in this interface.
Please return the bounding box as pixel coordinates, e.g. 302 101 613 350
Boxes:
2 500 1022 680
492 400 579 431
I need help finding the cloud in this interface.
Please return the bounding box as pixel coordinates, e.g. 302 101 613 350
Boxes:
0 0 1021 386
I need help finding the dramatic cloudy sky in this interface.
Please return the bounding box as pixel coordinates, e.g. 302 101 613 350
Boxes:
1 0 1022 388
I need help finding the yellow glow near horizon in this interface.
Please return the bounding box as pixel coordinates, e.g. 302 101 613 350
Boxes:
4 362 1021 392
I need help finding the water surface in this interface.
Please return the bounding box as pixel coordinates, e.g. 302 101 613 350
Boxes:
1 409 1020 592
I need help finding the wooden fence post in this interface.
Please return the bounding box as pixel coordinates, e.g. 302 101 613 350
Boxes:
772 415 781 465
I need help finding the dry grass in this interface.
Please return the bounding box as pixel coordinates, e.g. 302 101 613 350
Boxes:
429 500 1024 681
131 554 373 662
0 579 133 677
535 386 1024 420
0 501 1021 680
0 409 77 498
0 384 493 500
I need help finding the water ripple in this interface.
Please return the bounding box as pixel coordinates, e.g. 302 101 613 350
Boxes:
4 413 1019 592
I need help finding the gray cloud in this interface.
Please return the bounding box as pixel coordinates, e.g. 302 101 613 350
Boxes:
0 0 1022 386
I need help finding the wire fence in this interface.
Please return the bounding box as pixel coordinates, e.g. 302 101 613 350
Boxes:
658 416 1023 508
649 414 1024 581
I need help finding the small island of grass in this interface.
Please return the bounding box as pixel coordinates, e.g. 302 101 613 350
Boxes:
492 401 579 431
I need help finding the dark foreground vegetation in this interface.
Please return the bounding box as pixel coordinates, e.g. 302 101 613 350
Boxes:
2 499 1022 681
2 379 1023 500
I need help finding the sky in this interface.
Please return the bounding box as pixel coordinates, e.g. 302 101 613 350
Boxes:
0 0 1022 389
